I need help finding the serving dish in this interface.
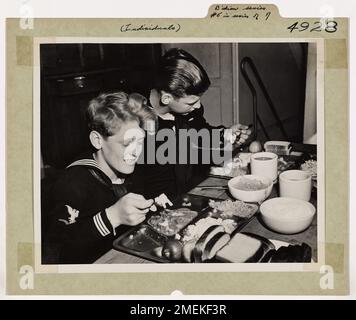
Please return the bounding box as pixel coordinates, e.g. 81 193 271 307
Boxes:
264 141 291 155
228 174 273 203
260 197 316 234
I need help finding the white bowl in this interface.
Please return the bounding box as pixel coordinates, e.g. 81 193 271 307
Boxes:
228 175 273 203
260 197 316 234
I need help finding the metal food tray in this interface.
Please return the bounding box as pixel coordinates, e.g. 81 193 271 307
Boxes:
113 194 259 263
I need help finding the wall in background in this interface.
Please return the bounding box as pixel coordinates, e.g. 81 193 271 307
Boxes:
238 43 310 143
303 43 317 143
40 43 161 168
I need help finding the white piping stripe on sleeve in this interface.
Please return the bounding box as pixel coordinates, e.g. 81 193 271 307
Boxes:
93 215 106 237
93 214 109 237
96 212 111 235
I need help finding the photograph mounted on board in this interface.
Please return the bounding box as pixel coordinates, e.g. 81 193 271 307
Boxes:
37 40 322 268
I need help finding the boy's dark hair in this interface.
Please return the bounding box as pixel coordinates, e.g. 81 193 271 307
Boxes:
86 91 156 137
155 48 211 98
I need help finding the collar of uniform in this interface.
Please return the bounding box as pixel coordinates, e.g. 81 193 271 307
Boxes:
157 112 175 121
67 157 125 185
111 177 125 185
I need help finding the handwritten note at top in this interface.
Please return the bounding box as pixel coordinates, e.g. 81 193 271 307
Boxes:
210 4 272 21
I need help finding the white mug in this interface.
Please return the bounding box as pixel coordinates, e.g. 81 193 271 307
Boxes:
250 152 278 182
279 170 312 201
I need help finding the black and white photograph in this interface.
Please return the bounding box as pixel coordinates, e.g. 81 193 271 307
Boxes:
37 41 322 268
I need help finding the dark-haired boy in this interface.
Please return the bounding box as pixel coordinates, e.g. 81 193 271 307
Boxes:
134 48 252 199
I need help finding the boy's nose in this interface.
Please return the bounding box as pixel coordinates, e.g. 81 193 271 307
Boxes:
133 143 143 157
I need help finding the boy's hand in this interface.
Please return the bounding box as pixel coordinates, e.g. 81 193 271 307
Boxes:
227 124 252 146
106 193 154 228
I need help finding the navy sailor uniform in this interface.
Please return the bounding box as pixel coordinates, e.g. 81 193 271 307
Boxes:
131 105 226 200
43 154 131 264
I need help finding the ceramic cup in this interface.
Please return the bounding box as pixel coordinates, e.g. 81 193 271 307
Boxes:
279 170 312 201
250 152 278 182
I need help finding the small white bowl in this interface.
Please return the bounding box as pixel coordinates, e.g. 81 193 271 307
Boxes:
228 175 273 203
260 197 316 234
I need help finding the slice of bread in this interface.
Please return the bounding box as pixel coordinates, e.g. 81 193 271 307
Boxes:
204 232 231 261
193 225 225 263
216 233 265 263
182 239 197 263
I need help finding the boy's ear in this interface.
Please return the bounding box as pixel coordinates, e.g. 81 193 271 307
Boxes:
89 131 103 150
160 91 173 105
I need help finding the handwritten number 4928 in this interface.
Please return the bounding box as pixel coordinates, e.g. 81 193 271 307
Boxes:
287 21 337 33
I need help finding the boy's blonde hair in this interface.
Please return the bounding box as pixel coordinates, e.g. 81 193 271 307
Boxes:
86 91 156 137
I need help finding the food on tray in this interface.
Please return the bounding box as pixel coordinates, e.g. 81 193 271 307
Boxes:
232 176 269 191
148 208 198 236
208 199 258 219
264 141 291 156
220 219 238 233
182 225 231 263
301 160 317 179
182 239 197 263
216 233 270 263
162 239 183 262
268 243 312 263
193 225 225 263
205 232 231 261
182 217 237 243
181 217 237 262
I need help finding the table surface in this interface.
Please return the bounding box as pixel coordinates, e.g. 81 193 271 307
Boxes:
95 175 317 264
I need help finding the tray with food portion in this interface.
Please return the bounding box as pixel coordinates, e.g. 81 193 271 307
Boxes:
214 232 312 263
113 194 260 263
